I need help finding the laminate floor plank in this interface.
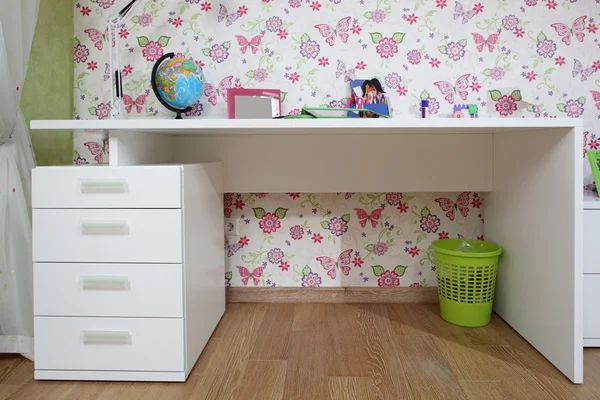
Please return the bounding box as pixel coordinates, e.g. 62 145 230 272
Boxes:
327 377 377 400
249 304 294 361
234 360 287 400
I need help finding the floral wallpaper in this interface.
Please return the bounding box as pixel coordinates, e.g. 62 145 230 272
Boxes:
72 0 599 286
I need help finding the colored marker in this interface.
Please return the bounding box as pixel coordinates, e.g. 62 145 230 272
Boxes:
420 100 429 118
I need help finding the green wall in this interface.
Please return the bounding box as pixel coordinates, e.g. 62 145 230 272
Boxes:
21 0 73 166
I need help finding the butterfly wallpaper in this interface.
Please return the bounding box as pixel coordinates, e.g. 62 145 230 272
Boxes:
73 0 600 286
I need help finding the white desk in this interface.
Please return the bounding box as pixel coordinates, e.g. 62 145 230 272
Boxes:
32 118 584 383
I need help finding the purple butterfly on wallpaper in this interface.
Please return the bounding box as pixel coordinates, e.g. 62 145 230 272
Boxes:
218 4 240 26
573 59 595 82
453 1 476 24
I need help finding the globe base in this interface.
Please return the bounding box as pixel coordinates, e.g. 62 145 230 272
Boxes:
175 106 193 119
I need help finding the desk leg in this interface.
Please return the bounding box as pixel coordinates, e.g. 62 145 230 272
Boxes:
486 127 583 383
109 129 174 166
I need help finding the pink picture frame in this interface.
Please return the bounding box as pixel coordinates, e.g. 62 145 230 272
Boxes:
227 88 282 119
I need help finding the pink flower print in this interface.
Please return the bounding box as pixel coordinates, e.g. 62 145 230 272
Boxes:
376 37 398 59
302 272 322 287
356 61 366 70
238 236 250 247
353 257 364 267
514 27 525 38
546 0 557 9
406 13 418 24
95 103 111 120
279 261 290 271
438 231 449 239
203 2 214 12
290 225 304 240
310 1 321 11
555 56 566 66
142 41 164 62
278 29 288 39
525 70 537 82
490 66 505 81
318 57 329 67
471 197 483 209
565 99 584 118
119 28 129 39
429 58 441 68
470 81 482 92
372 9 386 23
266 16 283 32
495 95 518 117
259 212 281 234
386 192 402 206
300 40 320 59
289 0 301 8
87 61 98 71
288 72 300 83
327 216 348 236
589 138 599 150
80 6 91 16
477 235 485 241
407 49 422 65
397 202 409 213
378 270 400 287
234 199 245 209
409 282 423 287
312 233 323 243
502 14 519 30
445 41 465 61
138 13 153 27
588 23 598 34
420 215 441 233
373 242 389 256
408 246 420 258
351 24 362 35
267 248 284 264
427 97 440 114
436 0 447 7
253 68 268 82
289 192 301 199
74 44 89 63
96 0 115 9
172 17 183 28
385 73 401 89
123 64 133 76
209 44 229 63
594 61 600 71
536 39 556 58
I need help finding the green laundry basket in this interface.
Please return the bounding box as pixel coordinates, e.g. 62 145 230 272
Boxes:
430 239 503 327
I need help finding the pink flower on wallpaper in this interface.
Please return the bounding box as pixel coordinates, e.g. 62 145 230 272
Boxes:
267 248 285 264
420 215 441 233
290 225 304 240
397 203 409 213
372 9 386 23
253 68 269 82
138 13 153 27
408 246 420 258
119 28 129 39
172 17 183 28
310 1 321 11
80 6 91 16
471 196 483 209
436 0 447 8
514 27 524 38
525 70 537 82
209 44 229 63
385 73 401 89
95 103 111 120
376 38 398 59
238 236 250 247
317 57 329 67
351 24 362 35
406 13 418 24
536 39 557 58
87 61 98 71
386 192 402 206
473 3 484 13
445 41 465 61
289 0 302 8
409 282 423 287
502 14 519 30
407 49 422 65
266 16 283 32
594 61 600 71
74 44 89 63
565 99 584 118
356 61 366 69
289 72 300 83
546 0 557 9
555 56 566 66
259 213 281 234
289 192 301 199
470 81 481 92
438 231 449 239
477 235 485 241
490 66 505 81
588 23 598 34
312 233 323 243
327 216 348 236
589 138 599 150
203 2 214 12
495 95 518 117
279 261 290 271
234 199 245 209
142 41 164 62
429 57 441 68
96 0 115 9
302 272 322 287
278 29 288 39
378 270 400 287
373 242 389 256
122 64 133 76
353 257 364 267
300 40 321 59
427 97 440 114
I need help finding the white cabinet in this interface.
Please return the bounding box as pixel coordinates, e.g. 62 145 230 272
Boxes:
32 164 225 381
584 192 600 346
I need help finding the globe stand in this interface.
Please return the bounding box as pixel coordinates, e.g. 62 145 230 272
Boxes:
151 52 193 119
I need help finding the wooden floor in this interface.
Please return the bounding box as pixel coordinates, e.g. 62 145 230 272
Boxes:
2 303 600 399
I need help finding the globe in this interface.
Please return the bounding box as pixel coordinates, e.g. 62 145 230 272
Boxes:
151 53 204 119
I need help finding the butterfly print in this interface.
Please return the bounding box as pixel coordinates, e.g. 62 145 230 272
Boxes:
236 266 265 286
122 94 147 114
84 141 104 164
235 35 262 54
203 76 233 106
591 91 600 111
335 60 356 83
218 4 240 27
572 60 595 82
103 63 110 82
84 27 108 51
435 192 471 221
314 16 351 46
471 33 499 53
551 16 586 46
584 131 590 157
433 74 470 104
354 208 383 228
453 1 476 24
316 249 353 279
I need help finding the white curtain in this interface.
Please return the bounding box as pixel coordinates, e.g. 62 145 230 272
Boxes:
0 0 40 359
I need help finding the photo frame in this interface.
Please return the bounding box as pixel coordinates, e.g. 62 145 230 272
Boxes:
227 88 282 119
587 150 600 195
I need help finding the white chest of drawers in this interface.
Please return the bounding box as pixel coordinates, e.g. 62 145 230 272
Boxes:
32 163 225 381
584 192 600 347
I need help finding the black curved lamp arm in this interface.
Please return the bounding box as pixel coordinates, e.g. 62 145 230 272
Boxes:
150 52 193 119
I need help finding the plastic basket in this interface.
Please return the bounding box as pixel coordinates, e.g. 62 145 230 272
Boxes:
431 239 502 327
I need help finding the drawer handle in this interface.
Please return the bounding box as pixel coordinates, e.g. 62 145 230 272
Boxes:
81 221 129 235
80 179 128 194
81 276 131 290
82 331 131 345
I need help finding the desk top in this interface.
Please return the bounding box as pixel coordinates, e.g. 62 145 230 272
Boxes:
585 191 600 210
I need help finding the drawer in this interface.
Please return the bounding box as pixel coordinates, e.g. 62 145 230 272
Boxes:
584 275 600 338
34 263 183 317
32 166 181 209
33 209 182 263
34 317 184 371
584 211 600 273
